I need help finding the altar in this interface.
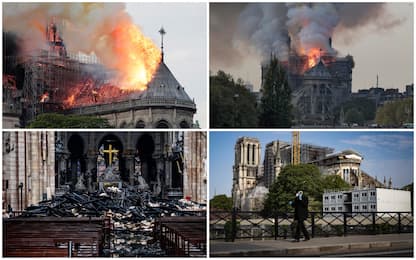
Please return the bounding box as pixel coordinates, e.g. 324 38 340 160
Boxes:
97 144 123 191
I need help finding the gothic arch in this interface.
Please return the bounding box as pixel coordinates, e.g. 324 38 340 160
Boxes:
95 132 127 150
119 121 127 128
136 120 146 128
67 134 85 156
155 120 171 128
179 120 190 128
136 134 157 190
67 134 87 188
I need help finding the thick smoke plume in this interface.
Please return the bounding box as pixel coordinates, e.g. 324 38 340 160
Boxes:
3 32 22 74
211 3 404 66
3 3 161 90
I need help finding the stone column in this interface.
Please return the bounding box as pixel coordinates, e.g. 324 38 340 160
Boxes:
46 131 55 200
248 143 252 165
243 142 247 165
30 132 40 205
257 144 261 165
125 152 135 185
240 143 243 165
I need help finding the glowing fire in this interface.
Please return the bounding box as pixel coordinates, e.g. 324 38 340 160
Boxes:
110 21 161 91
306 48 321 68
64 94 75 107
40 92 49 103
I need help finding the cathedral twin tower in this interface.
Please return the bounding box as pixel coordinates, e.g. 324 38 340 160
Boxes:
232 137 261 210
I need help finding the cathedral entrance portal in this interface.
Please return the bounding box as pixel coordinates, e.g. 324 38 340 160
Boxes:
137 134 157 193
67 134 86 189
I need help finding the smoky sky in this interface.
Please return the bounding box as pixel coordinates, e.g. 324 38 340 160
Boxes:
211 3 396 66
3 32 22 74
210 3 413 91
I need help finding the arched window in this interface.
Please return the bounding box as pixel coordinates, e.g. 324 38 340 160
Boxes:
119 121 127 128
180 121 190 128
156 120 170 128
136 120 145 128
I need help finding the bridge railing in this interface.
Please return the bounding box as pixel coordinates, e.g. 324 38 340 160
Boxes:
210 210 413 241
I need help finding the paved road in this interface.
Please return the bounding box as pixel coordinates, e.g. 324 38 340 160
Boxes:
210 233 413 257
327 249 413 257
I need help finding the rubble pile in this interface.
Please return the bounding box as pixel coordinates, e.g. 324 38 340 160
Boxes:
17 187 206 257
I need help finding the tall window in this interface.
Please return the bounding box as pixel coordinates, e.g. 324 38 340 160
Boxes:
247 144 250 164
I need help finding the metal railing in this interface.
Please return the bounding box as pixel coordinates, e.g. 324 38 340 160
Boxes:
210 210 413 241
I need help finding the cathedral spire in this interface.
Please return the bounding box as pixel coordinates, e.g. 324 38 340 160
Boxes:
159 26 166 62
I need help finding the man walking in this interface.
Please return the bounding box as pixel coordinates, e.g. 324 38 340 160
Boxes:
291 190 310 242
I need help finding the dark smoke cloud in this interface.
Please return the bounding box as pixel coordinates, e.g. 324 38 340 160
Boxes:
210 3 406 68
335 3 386 29
237 3 289 60
3 32 22 74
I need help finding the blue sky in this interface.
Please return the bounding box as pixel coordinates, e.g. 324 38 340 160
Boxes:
209 131 413 198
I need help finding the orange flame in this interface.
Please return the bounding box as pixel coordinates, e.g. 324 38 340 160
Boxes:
64 94 75 107
40 92 49 103
110 21 161 91
306 48 321 68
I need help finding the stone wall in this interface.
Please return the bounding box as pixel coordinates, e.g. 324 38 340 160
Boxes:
3 132 55 211
183 132 207 203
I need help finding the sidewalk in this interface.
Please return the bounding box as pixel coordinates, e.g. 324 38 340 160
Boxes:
210 233 413 256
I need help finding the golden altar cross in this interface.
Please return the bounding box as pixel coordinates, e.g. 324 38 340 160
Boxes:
103 144 119 166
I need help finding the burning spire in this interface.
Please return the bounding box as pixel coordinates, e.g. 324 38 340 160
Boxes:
159 26 166 62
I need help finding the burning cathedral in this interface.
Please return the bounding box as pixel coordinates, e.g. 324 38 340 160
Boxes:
261 38 354 125
3 3 196 128
236 3 358 126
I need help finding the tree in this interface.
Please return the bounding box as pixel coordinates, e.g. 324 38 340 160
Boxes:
375 98 413 127
344 108 365 125
210 71 258 128
262 164 351 216
210 194 233 211
28 113 111 128
335 98 376 126
258 56 292 128
402 183 413 192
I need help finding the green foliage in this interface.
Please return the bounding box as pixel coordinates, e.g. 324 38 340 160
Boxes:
262 164 351 216
210 194 233 211
375 98 413 127
28 113 111 128
258 56 292 128
402 183 413 192
322 175 351 191
344 108 365 125
336 98 376 125
210 71 258 128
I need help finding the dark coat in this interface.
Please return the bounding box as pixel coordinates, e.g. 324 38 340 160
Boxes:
293 195 309 220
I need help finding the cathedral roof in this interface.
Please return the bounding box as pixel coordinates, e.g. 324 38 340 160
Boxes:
304 60 332 78
325 149 363 160
139 61 194 105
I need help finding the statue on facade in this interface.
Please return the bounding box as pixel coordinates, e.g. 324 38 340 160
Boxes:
97 144 106 181
135 150 149 191
75 172 87 192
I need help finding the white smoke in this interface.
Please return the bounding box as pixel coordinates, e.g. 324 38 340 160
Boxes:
286 3 339 55
235 3 397 62
237 4 289 61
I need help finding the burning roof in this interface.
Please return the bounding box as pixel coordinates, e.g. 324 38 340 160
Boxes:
3 3 163 107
